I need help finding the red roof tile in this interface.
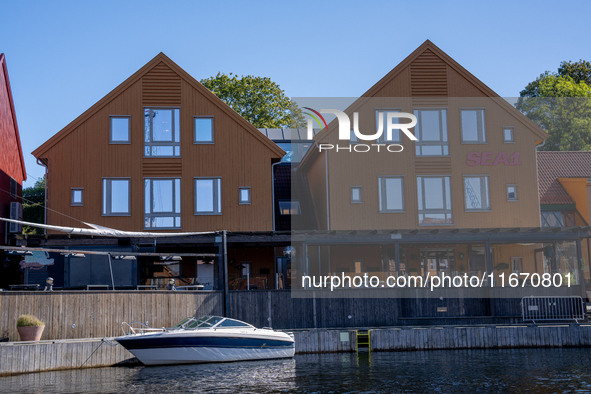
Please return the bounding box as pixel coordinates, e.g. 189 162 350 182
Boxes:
537 152 591 205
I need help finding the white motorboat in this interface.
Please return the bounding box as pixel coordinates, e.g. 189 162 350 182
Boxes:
115 315 295 366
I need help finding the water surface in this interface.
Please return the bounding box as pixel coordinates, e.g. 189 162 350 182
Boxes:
2 348 591 393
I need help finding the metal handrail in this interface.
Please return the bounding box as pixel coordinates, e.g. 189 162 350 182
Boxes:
120 321 166 336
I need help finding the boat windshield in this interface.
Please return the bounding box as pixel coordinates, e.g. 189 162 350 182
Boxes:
173 316 254 329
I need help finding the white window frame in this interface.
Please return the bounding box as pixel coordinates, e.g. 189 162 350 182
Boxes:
194 177 222 215
417 176 453 225
194 116 214 144
504 127 514 143
278 200 301 215
507 184 518 201
239 187 251 205
144 178 181 229
464 175 491 211
351 186 362 204
144 107 180 157
413 108 449 156
460 109 486 143
378 176 405 213
71 188 84 207
109 115 131 144
102 178 131 216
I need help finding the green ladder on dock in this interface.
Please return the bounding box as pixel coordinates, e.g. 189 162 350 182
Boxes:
356 330 371 353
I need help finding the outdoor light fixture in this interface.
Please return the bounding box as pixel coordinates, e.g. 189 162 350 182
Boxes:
160 255 182 261
167 278 177 291
61 253 85 258
7 250 33 256
44 277 54 291
112 255 136 260
283 246 296 258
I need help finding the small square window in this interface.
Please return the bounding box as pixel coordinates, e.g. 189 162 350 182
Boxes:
71 188 83 206
110 116 130 143
279 200 301 215
507 184 518 201
351 187 362 203
194 117 214 143
239 187 251 204
504 127 514 143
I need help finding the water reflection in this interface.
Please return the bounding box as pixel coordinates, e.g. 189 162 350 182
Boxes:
2 349 591 393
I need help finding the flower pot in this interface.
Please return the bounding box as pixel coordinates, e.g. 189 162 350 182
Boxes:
17 325 45 341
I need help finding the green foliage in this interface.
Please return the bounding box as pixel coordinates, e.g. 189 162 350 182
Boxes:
22 176 45 235
558 60 591 85
200 73 306 128
517 61 591 151
16 314 44 327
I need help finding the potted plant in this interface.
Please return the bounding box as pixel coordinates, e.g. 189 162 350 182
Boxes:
16 315 45 341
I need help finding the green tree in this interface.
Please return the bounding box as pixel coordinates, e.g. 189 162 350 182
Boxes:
22 176 45 234
200 73 306 128
517 62 591 151
558 60 591 85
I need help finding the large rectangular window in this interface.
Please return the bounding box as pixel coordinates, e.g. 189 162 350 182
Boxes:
464 176 490 211
378 177 404 212
461 109 486 143
144 108 180 157
414 109 448 156
102 178 130 216
417 176 452 224
195 178 221 215
144 178 181 228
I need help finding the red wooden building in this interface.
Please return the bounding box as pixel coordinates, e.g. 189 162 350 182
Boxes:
0 54 27 287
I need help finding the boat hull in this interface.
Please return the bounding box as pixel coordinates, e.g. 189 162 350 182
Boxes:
128 345 295 366
116 332 295 366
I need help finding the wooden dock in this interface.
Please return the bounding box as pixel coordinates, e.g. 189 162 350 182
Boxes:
2 324 591 376
293 324 591 353
0 338 136 376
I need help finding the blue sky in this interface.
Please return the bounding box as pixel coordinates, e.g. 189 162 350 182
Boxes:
2 0 590 186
